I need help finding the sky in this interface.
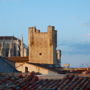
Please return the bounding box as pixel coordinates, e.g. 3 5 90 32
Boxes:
0 0 90 67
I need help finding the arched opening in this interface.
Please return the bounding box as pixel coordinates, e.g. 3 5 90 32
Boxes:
25 67 28 73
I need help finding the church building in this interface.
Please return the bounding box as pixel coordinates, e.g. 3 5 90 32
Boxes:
0 36 28 57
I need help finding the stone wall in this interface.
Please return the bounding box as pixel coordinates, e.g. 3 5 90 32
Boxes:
15 63 49 74
28 26 59 64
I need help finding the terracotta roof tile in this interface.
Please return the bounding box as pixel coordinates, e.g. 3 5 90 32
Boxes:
5 57 29 62
0 73 90 89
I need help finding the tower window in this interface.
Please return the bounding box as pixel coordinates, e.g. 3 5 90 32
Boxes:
39 53 42 55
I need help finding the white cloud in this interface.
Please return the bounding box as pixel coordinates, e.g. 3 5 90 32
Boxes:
83 22 90 27
85 33 90 37
61 54 90 67
87 33 90 36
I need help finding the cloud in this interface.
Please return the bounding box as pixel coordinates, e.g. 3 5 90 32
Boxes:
85 33 90 37
61 54 90 67
82 22 90 27
70 42 90 54
58 41 90 55
59 41 90 66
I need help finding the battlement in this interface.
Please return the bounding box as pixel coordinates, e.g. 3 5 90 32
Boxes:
48 25 55 31
29 27 40 33
29 26 56 33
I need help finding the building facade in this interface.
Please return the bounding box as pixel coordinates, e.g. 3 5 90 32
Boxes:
6 26 61 74
0 36 28 57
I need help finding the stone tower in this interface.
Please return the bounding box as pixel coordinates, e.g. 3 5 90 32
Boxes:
28 26 61 64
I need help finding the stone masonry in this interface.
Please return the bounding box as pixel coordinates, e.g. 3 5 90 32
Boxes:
28 26 61 64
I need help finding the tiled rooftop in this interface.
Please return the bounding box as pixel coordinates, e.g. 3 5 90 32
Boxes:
0 73 90 90
27 63 90 74
0 36 20 41
6 57 29 62
0 57 18 73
